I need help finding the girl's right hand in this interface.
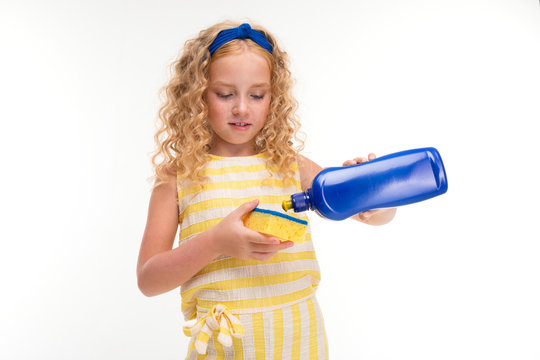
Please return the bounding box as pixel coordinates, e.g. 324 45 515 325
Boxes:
208 199 293 261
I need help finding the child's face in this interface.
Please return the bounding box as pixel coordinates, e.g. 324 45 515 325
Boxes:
206 50 271 156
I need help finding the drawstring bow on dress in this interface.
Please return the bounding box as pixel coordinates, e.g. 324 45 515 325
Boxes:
183 304 244 355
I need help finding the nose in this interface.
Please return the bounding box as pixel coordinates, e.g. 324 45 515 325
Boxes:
232 95 248 116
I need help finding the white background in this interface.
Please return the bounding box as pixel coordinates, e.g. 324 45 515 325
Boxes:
1 0 540 359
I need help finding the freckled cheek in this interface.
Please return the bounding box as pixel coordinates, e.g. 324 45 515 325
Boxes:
207 101 229 121
258 101 271 121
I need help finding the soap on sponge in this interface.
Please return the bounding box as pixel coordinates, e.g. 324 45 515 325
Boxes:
243 208 308 243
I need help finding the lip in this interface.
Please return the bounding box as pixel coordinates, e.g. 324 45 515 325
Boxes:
228 122 252 130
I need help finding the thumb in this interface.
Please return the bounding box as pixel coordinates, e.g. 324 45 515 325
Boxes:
234 199 259 217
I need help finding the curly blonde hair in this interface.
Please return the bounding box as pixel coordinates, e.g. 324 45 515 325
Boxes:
152 21 304 188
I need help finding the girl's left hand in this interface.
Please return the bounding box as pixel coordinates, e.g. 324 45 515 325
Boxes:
355 209 382 222
342 152 377 222
342 153 376 167
341 152 397 225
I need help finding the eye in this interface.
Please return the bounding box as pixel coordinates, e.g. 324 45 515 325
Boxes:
251 94 265 100
217 93 232 99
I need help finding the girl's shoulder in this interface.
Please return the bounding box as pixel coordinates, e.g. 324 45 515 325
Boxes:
153 165 179 191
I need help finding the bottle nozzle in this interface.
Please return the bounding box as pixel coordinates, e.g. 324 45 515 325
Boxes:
282 199 293 212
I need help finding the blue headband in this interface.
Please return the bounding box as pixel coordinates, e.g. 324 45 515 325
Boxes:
208 23 273 55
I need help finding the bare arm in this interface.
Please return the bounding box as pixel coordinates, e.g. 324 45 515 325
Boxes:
136 173 219 297
136 172 292 297
297 154 323 192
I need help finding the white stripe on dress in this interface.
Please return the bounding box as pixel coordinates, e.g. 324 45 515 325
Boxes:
263 310 274 359
281 305 294 359
314 296 327 360
299 300 310 359
239 312 255 358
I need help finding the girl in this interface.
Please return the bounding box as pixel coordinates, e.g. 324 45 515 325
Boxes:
137 21 396 359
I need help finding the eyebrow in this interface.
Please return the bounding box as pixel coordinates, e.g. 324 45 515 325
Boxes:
211 81 270 88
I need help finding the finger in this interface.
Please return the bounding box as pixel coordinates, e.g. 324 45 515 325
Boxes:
359 210 377 220
281 241 294 248
242 228 277 244
234 199 260 217
366 209 381 217
357 211 372 221
342 160 355 166
250 235 281 245
368 153 376 161
251 241 292 252
354 157 368 164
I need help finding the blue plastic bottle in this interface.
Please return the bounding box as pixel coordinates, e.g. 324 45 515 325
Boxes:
282 147 448 220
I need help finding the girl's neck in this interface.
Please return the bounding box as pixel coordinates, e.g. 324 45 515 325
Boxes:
209 144 259 158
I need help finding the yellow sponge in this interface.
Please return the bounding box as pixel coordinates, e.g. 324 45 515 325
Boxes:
243 208 308 243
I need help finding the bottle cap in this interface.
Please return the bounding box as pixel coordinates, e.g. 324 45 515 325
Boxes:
285 192 311 213
282 199 293 211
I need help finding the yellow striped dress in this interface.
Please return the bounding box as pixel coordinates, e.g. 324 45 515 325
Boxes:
177 153 328 359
